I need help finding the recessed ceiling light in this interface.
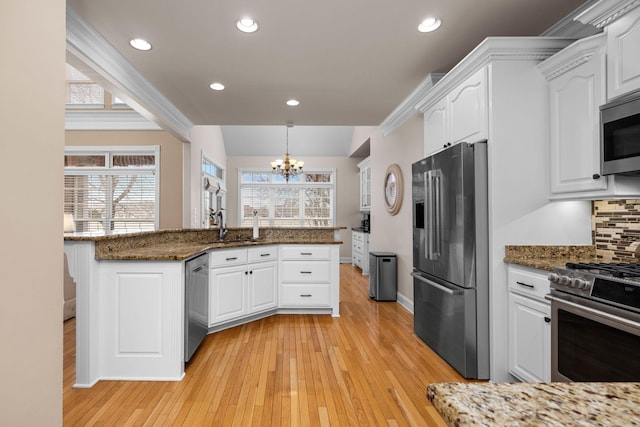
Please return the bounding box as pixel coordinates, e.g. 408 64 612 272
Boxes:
286 99 300 107
236 17 259 33
209 82 225 91
129 38 152 51
418 17 442 33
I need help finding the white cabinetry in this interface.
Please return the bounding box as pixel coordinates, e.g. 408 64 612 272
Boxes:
422 68 488 156
606 5 640 99
100 260 184 381
539 33 640 200
280 245 340 316
507 265 551 383
358 157 371 211
209 246 278 327
351 230 369 275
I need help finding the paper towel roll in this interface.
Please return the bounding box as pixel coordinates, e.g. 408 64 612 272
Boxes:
252 211 259 240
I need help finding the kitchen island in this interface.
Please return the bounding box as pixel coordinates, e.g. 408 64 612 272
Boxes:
64 227 344 388
427 381 640 426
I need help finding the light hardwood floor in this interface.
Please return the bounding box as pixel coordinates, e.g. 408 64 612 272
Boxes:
64 263 465 426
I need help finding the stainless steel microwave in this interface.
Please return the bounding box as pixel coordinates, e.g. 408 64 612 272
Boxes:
600 89 640 175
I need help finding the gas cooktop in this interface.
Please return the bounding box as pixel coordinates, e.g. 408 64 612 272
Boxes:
564 262 640 279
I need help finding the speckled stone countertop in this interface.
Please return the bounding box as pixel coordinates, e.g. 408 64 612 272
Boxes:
503 245 597 272
427 382 640 427
64 227 345 261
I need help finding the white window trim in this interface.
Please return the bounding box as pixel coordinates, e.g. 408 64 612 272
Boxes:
201 153 226 227
237 167 336 227
64 145 161 231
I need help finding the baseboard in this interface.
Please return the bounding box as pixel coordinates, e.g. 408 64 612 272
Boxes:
396 291 414 314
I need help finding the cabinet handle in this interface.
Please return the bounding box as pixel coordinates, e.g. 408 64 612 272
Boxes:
300 294 312 297
516 281 534 289
249 271 253 274
300 271 312 274
300 252 313 255
544 317 551 323
260 253 271 257
226 257 238 261
245 271 248 275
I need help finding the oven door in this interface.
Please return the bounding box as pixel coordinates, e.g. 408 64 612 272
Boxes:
547 293 640 382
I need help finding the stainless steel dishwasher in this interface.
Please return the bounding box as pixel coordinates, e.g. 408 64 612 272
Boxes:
185 253 209 362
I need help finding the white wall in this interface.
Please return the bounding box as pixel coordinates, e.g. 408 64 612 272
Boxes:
0 0 64 424
365 115 423 310
225 155 361 259
188 126 227 228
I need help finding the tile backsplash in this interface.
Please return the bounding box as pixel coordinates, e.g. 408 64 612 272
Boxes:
593 200 640 262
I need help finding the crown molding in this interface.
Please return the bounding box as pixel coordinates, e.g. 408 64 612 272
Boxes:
415 37 575 113
575 0 640 28
537 33 606 81
541 0 602 38
65 110 162 130
66 6 193 142
379 73 444 136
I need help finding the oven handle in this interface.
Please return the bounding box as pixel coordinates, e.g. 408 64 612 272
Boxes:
546 294 640 330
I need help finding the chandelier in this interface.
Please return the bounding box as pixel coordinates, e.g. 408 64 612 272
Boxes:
271 124 303 182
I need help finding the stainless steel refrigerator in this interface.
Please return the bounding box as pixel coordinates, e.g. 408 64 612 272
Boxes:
411 141 489 379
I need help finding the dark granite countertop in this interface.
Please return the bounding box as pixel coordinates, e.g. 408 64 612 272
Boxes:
503 245 597 272
64 227 344 261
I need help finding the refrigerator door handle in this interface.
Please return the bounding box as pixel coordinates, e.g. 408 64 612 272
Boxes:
411 272 464 295
433 171 442 258
425 171 433 260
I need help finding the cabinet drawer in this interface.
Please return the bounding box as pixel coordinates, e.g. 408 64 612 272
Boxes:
352 231 364 243
280 245 330 260
508 266 550 301
210 248 248 268
281 261 331 283
248 246 277 263
280 284 330 307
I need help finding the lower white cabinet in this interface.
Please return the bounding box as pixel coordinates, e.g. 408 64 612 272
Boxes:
280 244 340 316
351 230 369 275
209 246 278 327
507 265 551 383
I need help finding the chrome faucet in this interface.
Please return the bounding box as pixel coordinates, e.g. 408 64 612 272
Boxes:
215 210 228 241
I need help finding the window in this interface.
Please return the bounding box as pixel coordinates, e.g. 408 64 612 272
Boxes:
65 64 104 107
65 63 130 109
202 156 225 226
239 169 335 227
64 146 160 233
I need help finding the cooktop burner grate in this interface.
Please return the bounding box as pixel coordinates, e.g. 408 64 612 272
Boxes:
566 262 640 279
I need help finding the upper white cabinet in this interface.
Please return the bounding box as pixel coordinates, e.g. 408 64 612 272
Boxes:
606 5 640 99
539 34 609 197
539 30 640 200
422 68 488 157
423 97 448 156
448 68 488 146
358 157 371 211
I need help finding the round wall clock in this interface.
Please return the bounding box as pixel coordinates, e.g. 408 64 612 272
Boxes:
383 164 403 215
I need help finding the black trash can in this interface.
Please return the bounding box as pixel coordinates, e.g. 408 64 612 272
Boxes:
369 252 397 301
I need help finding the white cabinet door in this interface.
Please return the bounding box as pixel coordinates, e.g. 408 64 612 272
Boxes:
357 157 371 211
508 293 551 382
607 7 640 99
423 96 448 156
549 54 607 195
209 264 247 326
448 67 488 145
248 261 277 313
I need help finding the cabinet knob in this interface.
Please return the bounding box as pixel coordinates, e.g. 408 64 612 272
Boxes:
592 173 601 180
544 317 551 323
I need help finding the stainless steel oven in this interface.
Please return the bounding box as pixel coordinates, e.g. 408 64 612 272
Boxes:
547 263 640 382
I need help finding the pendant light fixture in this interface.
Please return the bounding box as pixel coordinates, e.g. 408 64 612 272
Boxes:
271 123 303 182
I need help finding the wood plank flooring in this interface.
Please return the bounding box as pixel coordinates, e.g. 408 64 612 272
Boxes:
63 264 466 426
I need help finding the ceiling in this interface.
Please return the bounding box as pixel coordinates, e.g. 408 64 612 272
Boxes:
67 0 592 130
